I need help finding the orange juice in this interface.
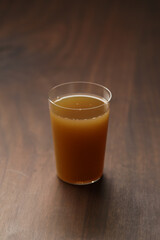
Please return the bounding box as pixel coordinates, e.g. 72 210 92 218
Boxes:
49 94 109 184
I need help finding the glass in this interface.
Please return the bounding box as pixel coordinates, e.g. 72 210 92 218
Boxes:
48 82 112 185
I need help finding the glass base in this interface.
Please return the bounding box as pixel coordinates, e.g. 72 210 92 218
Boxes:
57 175 102 185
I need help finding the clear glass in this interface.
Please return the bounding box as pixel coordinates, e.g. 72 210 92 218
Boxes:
48 82 112 185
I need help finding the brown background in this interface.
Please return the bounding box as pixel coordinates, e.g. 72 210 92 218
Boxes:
0 0 160 239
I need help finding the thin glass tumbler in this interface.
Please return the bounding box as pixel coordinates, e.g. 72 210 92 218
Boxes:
48 82 112 185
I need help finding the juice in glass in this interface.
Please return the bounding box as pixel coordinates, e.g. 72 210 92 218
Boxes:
48 82 112 185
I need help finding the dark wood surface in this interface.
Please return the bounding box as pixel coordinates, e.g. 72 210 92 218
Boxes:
0 0 160 239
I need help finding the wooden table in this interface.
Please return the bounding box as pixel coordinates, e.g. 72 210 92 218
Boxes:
0 0 160 239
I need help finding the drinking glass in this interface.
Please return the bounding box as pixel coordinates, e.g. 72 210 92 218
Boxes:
48 82 112 185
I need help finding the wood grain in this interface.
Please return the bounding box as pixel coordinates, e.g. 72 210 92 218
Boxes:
0 0 160 239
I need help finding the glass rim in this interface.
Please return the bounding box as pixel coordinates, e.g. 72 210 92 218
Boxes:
48 81 112 111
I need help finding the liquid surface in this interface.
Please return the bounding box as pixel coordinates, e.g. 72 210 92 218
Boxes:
54 94 106 109
49 94 109 184
50 94 109 120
